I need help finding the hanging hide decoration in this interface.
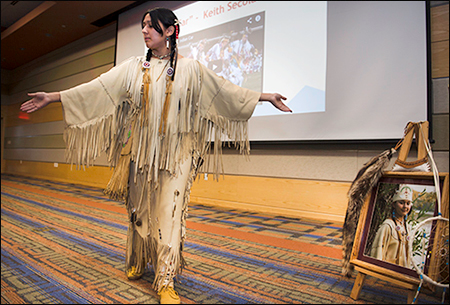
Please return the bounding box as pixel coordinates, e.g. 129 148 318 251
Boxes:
341 121 431 277
341 147 396 277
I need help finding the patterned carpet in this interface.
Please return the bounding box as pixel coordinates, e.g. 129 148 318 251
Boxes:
1 174 445 304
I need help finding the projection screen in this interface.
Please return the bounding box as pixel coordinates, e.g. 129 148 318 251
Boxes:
116 1 429 142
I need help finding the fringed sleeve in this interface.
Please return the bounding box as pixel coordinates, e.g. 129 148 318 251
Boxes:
60 57 140 168
195 61 260 177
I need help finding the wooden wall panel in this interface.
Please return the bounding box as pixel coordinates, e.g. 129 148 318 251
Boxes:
4 160 112 189
431 5 449 78
2 148 109 166
6 102 63 128
431 5 449 43
10 25 117 81
9 47 115 95
189 174 350 222
5 134 65 149
5 121 65 137
3 159 350 221
432 40 450 78
5 61 115 128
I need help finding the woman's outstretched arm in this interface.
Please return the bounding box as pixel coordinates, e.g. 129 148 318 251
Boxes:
259 93 292 113
20 92 61 113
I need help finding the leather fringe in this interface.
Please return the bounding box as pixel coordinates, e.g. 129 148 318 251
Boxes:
125 229 186 292
63 57 253 196
125 224 151 276
104 153 131 201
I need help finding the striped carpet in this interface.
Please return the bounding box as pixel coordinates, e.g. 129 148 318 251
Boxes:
1 173 444 304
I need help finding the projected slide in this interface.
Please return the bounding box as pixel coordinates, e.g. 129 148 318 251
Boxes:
118 1 428 141
175 1 327 117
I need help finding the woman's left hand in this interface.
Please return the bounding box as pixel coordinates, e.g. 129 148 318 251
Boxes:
260 93 292 113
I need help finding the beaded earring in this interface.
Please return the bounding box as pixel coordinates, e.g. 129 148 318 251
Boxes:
166 37 169 49
393 209 396 219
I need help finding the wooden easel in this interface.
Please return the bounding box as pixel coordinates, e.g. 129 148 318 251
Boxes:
350 262 420 304
351 121 429 304
393 121 429 170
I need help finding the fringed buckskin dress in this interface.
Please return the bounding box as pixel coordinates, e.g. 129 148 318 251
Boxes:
370 218 413 268
60 56 260 291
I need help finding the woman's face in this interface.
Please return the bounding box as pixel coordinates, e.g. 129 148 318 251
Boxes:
142 14 170 51
394 200 412 218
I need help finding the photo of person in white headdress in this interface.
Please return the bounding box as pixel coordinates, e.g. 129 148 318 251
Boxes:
370 185 414 268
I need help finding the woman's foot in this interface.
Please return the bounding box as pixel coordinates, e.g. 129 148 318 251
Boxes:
158 286 181 304
126 265 144 280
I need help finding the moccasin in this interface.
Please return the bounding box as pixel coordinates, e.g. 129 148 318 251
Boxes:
126 266 144 280
158 286 180 304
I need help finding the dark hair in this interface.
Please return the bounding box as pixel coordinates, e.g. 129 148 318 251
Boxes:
142 7 179 80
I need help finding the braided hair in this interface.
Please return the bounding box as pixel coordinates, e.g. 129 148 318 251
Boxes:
142 8 179 81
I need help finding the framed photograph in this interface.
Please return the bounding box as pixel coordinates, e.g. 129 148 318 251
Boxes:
350 171 449 287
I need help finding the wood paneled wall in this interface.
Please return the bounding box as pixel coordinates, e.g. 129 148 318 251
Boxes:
430 4 449 78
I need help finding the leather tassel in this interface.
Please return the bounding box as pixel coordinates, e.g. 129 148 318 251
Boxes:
141 68 151 126
159 76 173 135
104 153 131 201
104 121 135 201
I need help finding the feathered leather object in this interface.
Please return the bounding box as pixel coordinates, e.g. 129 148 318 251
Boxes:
341 148 396 277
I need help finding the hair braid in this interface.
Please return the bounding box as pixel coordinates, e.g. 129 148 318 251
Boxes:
169 33 178 81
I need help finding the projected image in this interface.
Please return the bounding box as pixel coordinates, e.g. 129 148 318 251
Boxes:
178 12 264 93
119 1 426 140
176 3 326 118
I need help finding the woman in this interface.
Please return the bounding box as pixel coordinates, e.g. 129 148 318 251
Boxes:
20 7 291 304
370 185 413 268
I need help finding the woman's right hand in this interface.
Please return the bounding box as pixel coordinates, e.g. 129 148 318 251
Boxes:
20 92 60 113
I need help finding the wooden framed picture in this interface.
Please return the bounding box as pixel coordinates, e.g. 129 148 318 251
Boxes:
349 171 449 302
